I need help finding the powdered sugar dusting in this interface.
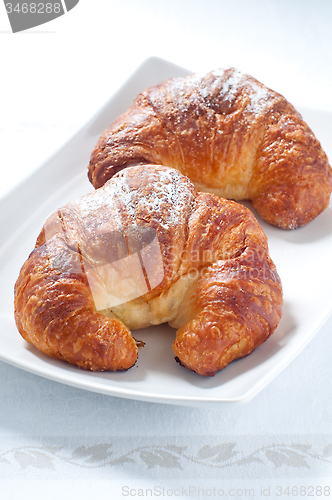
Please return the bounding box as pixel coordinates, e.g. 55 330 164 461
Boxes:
210 68 243 103
158 67 272 119
246 82 271 114
165 71 206 115
70 166 195 236
123 166 195 229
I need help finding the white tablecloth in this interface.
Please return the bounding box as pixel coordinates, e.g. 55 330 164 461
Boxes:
1 1 332 498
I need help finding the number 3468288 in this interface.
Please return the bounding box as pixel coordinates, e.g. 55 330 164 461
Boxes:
5 3 62 14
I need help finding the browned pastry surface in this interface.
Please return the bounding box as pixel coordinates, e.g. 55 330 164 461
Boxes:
88 68 332 230
14 165 283 376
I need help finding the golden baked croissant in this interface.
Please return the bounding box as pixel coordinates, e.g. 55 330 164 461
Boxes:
14 165 283 376
88 68 332 230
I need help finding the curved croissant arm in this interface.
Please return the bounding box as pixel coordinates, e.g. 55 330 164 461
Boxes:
88 68 332 230
14 235 138 371
14 165 282 375
172 246 282 376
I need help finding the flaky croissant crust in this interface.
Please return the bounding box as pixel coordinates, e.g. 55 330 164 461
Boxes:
88 68 332 230
14 165 283 376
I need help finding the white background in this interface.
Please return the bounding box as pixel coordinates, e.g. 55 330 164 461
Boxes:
0 1 332 498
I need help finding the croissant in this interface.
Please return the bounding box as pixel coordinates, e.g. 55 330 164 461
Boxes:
88 68 332 230
14 165 282 376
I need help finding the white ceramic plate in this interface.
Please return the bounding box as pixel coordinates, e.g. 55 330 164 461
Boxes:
0 57 331 408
